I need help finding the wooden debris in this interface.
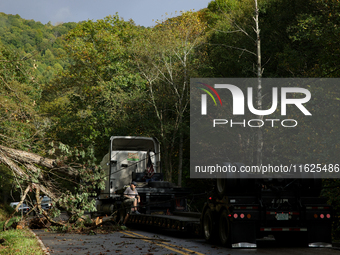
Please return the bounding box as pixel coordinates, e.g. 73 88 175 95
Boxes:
94 217 103 226
29 217 51 229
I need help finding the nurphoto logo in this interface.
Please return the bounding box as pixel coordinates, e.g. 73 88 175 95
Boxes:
197 81 312 128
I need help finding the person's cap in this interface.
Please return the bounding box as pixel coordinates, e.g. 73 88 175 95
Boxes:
131 181 137 186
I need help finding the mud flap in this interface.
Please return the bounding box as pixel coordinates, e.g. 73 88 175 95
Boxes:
308 223 332 247
230 221 257 248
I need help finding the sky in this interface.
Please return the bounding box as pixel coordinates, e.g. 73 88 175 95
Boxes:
0 0 212 27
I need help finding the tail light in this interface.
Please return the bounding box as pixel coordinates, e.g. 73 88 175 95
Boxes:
233 213 251 219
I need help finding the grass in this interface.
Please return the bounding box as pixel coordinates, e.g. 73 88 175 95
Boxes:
0 228 44 255
0 204 44 255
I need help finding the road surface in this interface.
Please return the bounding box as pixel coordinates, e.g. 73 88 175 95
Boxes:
33 227 340 255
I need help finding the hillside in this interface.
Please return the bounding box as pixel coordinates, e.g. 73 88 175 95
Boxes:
0 12 77 84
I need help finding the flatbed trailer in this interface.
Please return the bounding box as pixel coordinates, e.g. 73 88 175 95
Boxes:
126 211 201 234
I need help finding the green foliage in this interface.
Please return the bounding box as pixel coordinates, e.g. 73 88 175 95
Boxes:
41 15 147 158
283 0 340 77
200 0 340 78
130 11 207 181
201 0 258 78
0 216 18 229
46 142 106 221
0 166 14 205
0 204 14 222
0 41 43 150
0 12 76 85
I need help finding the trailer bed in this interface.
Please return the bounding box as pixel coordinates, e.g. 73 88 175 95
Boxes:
126 212 201 234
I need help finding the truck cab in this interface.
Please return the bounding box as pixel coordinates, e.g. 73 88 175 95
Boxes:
99 136 161 198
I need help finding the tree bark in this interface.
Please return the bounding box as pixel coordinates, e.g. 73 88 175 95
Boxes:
0 144 79 178
0 145 55 168
254 0 263 166
177 131 183 187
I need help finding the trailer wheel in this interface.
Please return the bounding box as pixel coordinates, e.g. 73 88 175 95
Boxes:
216 179 227 197
203 209 217 242
218 210 230 246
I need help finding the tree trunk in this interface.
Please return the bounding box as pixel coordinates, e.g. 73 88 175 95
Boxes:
177 131 183 187
0 145 78 177
0 145 55 168
254 0 263 166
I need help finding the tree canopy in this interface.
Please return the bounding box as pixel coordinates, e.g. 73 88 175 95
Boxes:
0 0 339 234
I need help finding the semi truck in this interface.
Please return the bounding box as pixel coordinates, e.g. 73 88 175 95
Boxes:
201 164 332 248
95 136 333 248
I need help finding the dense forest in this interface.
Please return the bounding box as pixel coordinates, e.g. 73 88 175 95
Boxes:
0 0 340 235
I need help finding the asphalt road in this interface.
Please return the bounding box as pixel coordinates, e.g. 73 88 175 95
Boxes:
33 227 340 255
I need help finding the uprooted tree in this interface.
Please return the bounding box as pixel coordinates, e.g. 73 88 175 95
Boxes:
1 142 106 231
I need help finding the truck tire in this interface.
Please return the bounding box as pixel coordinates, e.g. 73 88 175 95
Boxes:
216 179 228 198
203 209 217 243
218 210 230 246
216 162 238 197
216 179 239 197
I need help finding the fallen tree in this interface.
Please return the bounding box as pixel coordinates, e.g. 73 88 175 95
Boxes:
1 142 106 231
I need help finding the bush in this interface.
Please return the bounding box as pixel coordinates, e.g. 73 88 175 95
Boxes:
0 203 14 221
